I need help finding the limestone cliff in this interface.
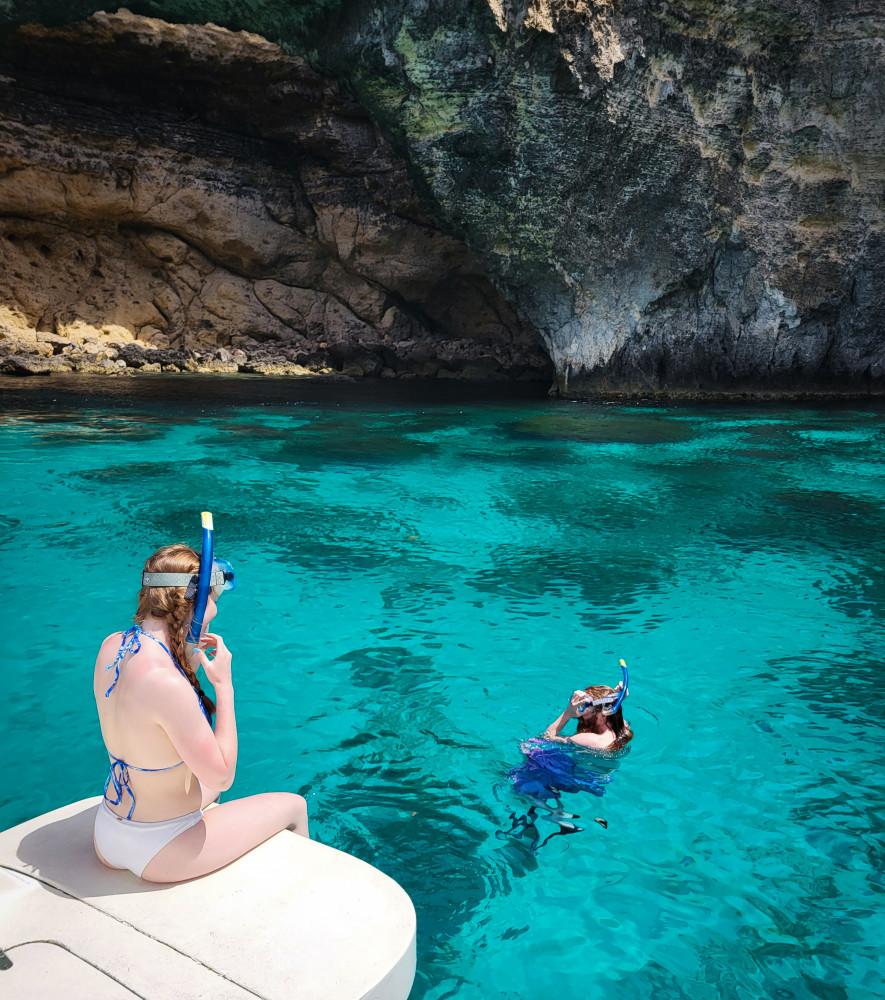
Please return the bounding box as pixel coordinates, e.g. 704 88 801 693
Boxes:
318 0 884 396
0 11 550 380
0 2 882 395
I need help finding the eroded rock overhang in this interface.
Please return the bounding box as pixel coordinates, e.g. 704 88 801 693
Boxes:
0 11 553 382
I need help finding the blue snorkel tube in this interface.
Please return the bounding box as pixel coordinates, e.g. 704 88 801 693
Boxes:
607 659 629 715
187 511 214 645
580 659 629 716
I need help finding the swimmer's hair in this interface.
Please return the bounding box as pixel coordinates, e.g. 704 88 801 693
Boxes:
576 685 633 750
135 544 215 718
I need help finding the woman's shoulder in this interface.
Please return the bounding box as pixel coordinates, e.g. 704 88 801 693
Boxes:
568 731 616 749
96 630 139 661
95 629 177 674
95 631 124 663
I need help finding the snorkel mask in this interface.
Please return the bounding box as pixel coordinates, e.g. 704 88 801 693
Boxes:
141 512 236 643
580 659 629 716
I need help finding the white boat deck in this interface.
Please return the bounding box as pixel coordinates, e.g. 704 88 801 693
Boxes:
0 797 416 999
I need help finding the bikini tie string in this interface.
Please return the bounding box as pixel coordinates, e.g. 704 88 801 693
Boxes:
104 758 136 820
104 625 142 697
104 622 211 723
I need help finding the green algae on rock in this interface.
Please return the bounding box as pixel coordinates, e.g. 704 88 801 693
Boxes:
317 0 885 398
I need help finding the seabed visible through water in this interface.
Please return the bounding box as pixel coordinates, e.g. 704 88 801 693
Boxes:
1 374 882 1000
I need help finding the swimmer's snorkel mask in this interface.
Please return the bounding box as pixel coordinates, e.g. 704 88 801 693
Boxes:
140 512 236 643
579 659 629 716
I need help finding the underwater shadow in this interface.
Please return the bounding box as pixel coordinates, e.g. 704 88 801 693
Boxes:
497 739 626 853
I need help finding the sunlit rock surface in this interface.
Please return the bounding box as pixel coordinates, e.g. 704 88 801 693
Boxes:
0 1 882 395
0 11 551 382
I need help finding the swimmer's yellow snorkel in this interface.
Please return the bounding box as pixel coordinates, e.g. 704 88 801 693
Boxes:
579 659 629 715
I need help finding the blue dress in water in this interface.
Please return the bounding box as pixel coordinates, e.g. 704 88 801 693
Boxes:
499 738 615 851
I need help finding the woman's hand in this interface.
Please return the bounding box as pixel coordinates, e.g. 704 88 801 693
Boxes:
194 632 232 689
568 689 589 718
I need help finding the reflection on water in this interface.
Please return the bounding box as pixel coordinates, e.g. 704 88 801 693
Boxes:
1 383 883 1000
508 412 697 444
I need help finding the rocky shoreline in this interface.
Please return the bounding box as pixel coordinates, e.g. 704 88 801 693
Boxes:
3 334 883 403
0 330 550 382
0 13 553 389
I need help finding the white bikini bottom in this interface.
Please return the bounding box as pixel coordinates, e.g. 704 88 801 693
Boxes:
94 800 204 878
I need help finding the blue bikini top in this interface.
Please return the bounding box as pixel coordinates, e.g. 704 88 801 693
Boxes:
102 624 209 820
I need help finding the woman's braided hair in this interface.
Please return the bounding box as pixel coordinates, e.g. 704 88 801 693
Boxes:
134 544 216 718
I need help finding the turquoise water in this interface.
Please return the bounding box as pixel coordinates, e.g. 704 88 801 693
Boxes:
1 376 883 1000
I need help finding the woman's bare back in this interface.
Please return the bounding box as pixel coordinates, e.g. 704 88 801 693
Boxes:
94 631 202 821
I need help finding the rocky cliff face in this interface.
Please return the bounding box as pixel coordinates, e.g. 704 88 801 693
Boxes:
0 2 882 395
0 11 550 380
319 0 884 396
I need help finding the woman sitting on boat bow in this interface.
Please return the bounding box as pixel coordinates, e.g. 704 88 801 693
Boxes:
92 515 308 883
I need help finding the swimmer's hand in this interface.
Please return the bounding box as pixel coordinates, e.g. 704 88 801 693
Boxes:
569 690 590 717
194 632 232 689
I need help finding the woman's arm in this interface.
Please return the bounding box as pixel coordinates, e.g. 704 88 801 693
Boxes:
542 708 573 741
193 632 237 790
542 690 587 741
206 678 237 790
144 633 238 791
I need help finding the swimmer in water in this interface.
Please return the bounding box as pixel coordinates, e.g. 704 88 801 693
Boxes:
500 679 631 850
542 683 633 751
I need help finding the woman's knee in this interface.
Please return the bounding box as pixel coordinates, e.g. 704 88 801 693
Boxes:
283 792 309 834
256 791 308 831
288 791 308 818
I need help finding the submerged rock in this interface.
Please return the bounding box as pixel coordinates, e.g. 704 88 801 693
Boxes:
509 412 695 444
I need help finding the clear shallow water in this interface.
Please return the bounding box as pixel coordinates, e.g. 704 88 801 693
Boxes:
1 376 883 1000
